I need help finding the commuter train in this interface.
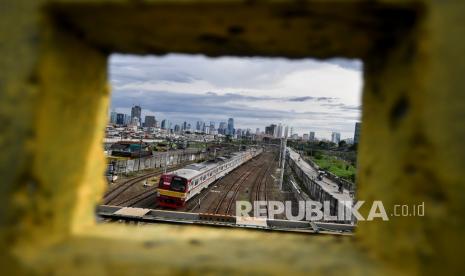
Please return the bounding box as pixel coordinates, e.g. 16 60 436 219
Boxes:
156 148 263 208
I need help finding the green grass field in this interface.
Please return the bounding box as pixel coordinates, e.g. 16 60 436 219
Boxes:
311 154 356 182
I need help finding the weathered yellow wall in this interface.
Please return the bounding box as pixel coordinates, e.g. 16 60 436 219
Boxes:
0 0 464 275
357 1 465 273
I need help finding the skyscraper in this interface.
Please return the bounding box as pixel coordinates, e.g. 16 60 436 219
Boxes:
219 122 227 134
116 113 125 125
144 116 156 128
161 119 167 129
200 122 205 132
123 114 131 125
354 122 361 144
331 132 341 144
110 111 117 124
227 118 234 135
277 124 283 138
130 116 140 127
265 124 277 136
196 121 201 131
131 105 142 123
309 131 315 141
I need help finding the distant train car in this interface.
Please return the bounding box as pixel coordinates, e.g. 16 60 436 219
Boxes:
156 148 262 208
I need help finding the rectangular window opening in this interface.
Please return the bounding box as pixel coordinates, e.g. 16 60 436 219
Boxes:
98 53 363 235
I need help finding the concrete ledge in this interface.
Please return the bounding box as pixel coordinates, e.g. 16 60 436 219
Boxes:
16 224 398 275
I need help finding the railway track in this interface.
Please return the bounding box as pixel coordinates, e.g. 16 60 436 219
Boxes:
253 162 274 218
212 168 254 214
114 188 157 207
214 163 268 215
184 155 263 212
207 161 265 215
103 162 188 205
103 171 161 205
223 170 254 214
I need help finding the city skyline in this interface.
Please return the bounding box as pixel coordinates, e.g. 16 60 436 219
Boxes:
109 54 362 139
110 108 357 141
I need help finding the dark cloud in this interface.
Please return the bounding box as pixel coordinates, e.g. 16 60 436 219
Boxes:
112 91 333 122
288 96 315 102
328 58 363 71
320 102 361 111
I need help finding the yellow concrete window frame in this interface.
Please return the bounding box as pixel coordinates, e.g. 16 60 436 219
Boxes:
1 0 464 274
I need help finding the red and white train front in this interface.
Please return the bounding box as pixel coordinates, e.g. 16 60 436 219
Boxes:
156 148 263 209
157 174 189 208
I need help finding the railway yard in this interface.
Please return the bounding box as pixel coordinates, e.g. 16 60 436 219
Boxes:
102 149 293 219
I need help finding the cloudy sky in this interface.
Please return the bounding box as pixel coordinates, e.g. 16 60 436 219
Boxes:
109 54 362 139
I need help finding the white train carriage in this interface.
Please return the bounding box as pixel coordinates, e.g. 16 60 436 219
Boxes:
157 148 261 208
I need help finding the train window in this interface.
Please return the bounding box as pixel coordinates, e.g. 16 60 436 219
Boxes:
171 177 186 192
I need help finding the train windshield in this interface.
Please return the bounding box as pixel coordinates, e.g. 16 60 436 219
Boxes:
170 177 186 192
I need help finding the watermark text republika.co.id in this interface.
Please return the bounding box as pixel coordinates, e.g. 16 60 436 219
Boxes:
236 200 425 222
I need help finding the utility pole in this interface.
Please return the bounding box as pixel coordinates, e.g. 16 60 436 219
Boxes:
279 137 287 191
164 141 169 174
138 137 143 171
203 136 208 160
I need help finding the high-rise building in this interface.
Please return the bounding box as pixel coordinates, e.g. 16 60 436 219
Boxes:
116 113 125 125
256 128 260 135
130 116 140 127
202 124 209 134
331 132 341 144
265 124 277 136
227 118 234 135
131 105 142 123
161 119 167 130
284 126 289 138
303 133 309 140
123 114 131 125
182 121 188 131
110 111 117 124
277 124 283 138
218 122 227 134
144 116 156 128
174 124 181 133
354 122 361 144
309 131 315 141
